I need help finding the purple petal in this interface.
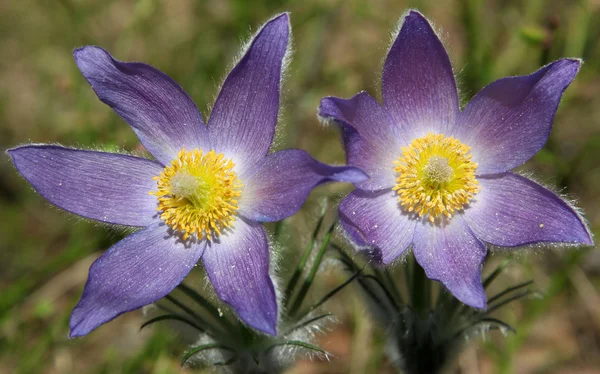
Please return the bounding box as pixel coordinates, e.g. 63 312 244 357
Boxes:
208 14 290 174
74 46 209 165
202 219 277 335
8 145 161 227
382 11 459 140
413 217 487 309
238 149 368 222
339 189 416 264
69 224 205 337
454 59 581 174
463 173 593 247
319 92 405 191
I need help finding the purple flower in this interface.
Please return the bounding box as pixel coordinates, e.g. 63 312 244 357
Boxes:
8 14 366 337
318 11 593 309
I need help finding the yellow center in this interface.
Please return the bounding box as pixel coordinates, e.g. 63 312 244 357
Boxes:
151 148 243 240
392 132 480 223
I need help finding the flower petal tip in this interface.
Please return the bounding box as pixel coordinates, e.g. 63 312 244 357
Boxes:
400 10 434 30
68 310 93 339
6 147 18 162
271 12 290 23
580 229 594 247
260 322 278 336
263 12 290 36
548 58 582 83
406 9 427 21
73 45 106 65
469 298 487 310
450 282 487 310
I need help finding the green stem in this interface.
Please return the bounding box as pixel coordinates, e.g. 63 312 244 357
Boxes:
410 255 430 314
283 214 326 307
288 223 335 316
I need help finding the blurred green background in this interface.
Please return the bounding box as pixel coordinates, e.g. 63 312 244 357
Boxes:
1 0 599 373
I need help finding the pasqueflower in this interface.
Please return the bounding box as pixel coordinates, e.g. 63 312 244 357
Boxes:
9 13 366 337
319 11 592 308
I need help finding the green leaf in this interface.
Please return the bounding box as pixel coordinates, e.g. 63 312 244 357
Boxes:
483 259 511 289
288 221 336 316
177 283 236 332
285 313 333 335
297 267 362 319
450 317 515 343
140 314 205 332
181 344 235 366
284 212 326 305
266 340 327 355
164 294 216 334
484 290 538 316
487 280 534 305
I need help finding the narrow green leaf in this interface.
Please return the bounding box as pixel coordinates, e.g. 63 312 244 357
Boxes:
410 255 431 313
484 290 537 316
177 283 236 332
384 269 404 305
289 221 336 316
284 213 326 305
487 280 534 305
140 314 205 332
362 274 400 311
181 344 235 366
165 295 215 334
450 317 515 343
285 313 333 335
266 340 327 355
483 259 511 289
331 244 361 272
298 270 362 319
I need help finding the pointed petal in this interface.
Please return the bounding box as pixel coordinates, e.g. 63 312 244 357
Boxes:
8 145 161 227
382 11 459 140
454 59 581 174
463 173 593 247
69 224 205 337
238 149 367 222
208 14 290 173
74 46 209 165
319 92 404 191
339 189 416 264
202 219 277 335
413 217 487 309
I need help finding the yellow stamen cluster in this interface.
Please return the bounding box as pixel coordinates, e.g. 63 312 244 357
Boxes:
151 148 243 240
392 132 480 223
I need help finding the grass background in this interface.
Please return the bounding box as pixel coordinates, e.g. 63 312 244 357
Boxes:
1 0 599 373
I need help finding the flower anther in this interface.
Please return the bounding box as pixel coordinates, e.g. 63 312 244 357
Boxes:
392 133 480 222
152 148 243 240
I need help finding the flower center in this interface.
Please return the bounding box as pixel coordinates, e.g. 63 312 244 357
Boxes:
392 132 480 223
151 148 243 240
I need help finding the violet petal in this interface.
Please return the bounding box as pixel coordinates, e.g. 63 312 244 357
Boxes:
454 59 581 174
74 46 209 165
382 11 459 140
319 92 404 191
208 13 289 175
69 224 205 337
238 149 368 222
339 189 416 265
8 145 161 227
463 173 593 247
202 219 278 335
413 217 487 309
